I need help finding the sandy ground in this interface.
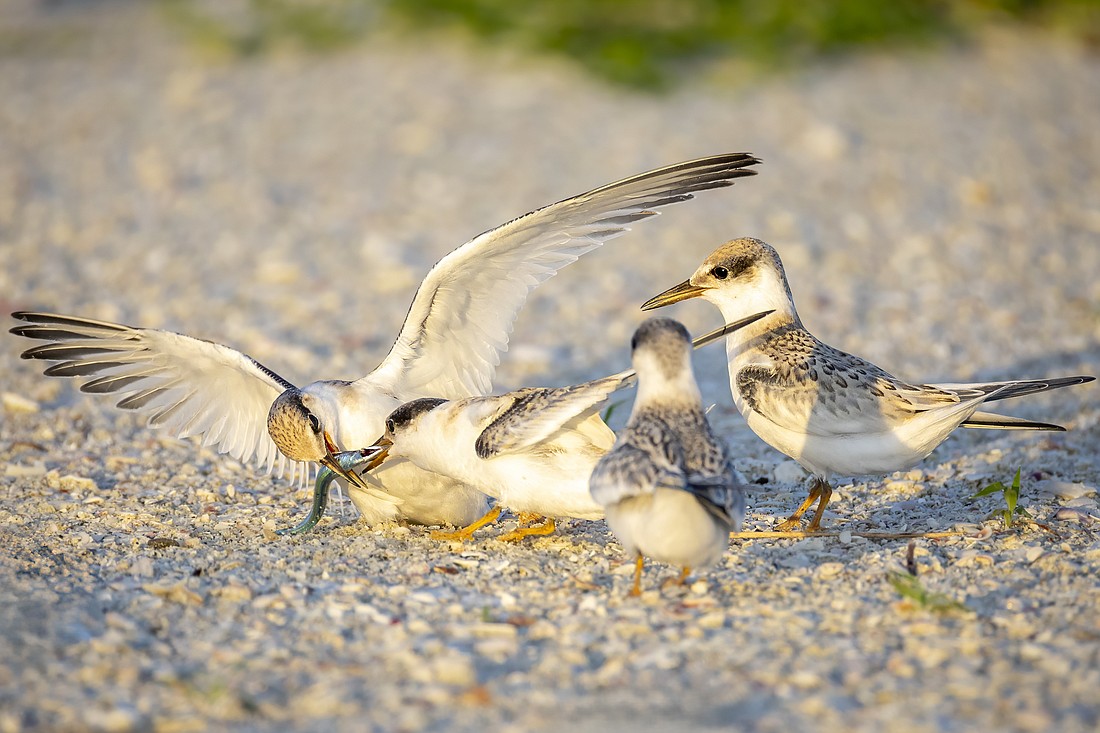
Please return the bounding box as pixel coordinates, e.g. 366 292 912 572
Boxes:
2 3 1100 732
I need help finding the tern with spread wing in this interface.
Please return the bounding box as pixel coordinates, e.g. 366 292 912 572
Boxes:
11 153 760 530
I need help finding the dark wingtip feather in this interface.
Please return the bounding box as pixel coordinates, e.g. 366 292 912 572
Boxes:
44 361 128 378
11 311 133 332
961 418 1067 431
81 374 148 394
19 344 120 361
13 326 112 342
980 375 1096 403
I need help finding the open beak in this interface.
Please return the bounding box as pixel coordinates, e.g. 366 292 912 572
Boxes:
319 452 371 490
363 437 392 472
641 280 708 310
318 431 372 490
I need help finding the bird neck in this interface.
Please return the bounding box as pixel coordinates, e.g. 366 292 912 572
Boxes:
705 273 801 351
634 367 703 410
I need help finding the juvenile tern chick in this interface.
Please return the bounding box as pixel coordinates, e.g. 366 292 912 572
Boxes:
366 312 769 542
589 317 746 596
642 237 1095 531
10 153 760 530
374 390 612 543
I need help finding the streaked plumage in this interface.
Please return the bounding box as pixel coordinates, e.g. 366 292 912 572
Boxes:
642 237 1095 531
10 153 760 528
375 379 621 540
368 311 770 541
590 318 745 594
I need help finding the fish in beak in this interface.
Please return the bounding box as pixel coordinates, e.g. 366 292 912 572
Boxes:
363 437 392 472
318 431 373 490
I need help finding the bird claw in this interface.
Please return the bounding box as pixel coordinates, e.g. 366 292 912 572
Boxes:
773 517 804 532
497 517 556 542
431 506 503 542
659 567 692 592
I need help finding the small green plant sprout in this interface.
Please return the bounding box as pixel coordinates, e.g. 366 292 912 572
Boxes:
887 571 971 615
888 541 970 615
969 468 1033 529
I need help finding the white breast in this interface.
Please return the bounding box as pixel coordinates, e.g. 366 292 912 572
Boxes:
604 489 729 569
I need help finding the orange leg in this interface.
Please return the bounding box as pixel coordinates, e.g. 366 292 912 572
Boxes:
431 506 502 542
775 477 832 532
805 482 834 532
630 554 645 596
661 566 692 591
497 516 556 543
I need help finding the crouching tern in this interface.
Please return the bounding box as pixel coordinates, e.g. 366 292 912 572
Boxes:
642 237 1095 532
354 312 766 543
589 317 747 595
11 153 760 531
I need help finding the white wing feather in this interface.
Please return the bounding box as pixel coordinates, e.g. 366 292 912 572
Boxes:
372 153 760 400
11 312 311 483
11 155 761 488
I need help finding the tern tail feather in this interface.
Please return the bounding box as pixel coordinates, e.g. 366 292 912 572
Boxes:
961 412 1066 431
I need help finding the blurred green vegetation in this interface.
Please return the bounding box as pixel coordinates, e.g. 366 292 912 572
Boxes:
162 0 1100 89
887 571 971 615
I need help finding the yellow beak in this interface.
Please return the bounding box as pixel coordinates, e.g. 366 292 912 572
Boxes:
641 280 708 310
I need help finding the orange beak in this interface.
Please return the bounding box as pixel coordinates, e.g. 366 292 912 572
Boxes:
363 437 393 472
318 431 371 490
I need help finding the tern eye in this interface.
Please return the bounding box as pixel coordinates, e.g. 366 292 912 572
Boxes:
386 418 395 434
711 265 730 280
307 412 322 434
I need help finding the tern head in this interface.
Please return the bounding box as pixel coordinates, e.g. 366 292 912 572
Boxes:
382 397 449 459
630 317 700 403
268 388 331 462
268 388 369 489
640 237 796 323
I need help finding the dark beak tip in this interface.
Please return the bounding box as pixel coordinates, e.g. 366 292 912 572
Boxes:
321 453 370 490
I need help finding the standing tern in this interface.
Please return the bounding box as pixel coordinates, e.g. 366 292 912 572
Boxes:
589 318 746 595
641 237 1094 531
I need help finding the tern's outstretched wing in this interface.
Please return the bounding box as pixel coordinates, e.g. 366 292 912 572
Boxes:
473 370 633 459
372 153 760 401
470 310 777 459
11 312 309 482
